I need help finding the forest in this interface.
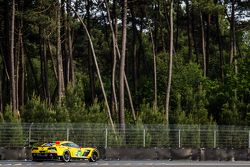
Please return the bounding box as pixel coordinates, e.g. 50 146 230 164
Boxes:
0 0 249 129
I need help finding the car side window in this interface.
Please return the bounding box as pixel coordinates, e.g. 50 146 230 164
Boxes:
69 143 80 148
61 143 70 147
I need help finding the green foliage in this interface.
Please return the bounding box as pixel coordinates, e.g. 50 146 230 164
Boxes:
193 0 224 14
70 77 108 124
147 125 169 148
64 82 86 122
0 113 3 123
179 125 201 148
171 63 214 125
3 105 15 122
86 99 108 123
22 95 55 123
0 105 24 147
206 58 250 125
107 131 125 148
137 102 164 124
220 103 239 125
54 104 70 123
22 84 109 123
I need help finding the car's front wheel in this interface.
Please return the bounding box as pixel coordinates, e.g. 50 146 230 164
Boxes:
62 150 71 162
89 151 98 162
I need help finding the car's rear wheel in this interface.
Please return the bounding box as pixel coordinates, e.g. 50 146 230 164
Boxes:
89 151 98 162
62 150 71 162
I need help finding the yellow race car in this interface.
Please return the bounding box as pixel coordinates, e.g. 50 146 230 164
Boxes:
31 141 99 162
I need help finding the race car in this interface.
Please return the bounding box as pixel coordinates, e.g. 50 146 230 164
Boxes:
31 141 99 162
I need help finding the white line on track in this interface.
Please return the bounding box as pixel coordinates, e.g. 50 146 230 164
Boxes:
124 163 131 166
58 163 65 166
99 163 109 166
158 163 250 166
73 163 87 166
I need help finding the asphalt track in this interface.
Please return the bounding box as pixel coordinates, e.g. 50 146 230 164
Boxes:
1 160 250 167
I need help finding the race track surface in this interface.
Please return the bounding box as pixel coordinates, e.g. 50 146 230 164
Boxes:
1 160 250 167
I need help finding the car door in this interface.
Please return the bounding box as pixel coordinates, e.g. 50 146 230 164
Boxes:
61 142 75 158
68 142 82 158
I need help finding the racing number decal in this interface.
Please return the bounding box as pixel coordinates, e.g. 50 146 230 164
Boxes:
76 150 82 157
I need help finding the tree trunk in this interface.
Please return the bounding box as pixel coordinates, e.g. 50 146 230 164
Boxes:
165 0 173 124
0 42 2 113
40 28 50 102
191 8 198 63
3 0 10 78
39 27 44 99
47 39 58 104
105 0 136 122
17 0 25 109
26 49 39 94
149 25 157 110
67 0 74 85
130 6 138 108
186 0 192 62
0 76 2 113
15 15 21 114
215 13 224 82
44 37 50 102
175 0 180 50
111 0 118 116
230 0 236 65
119 0 127 134
205 14 211 76
69 5 116 133
48 40 58 80
87 0 95 103
230 0 238 110
57 0 65 105
61 0 67 88
200 11 206 77
10 0 18 115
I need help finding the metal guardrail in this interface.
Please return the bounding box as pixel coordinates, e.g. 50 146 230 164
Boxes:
0 123 249 148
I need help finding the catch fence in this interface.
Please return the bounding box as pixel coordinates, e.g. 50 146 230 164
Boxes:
0 123 249 148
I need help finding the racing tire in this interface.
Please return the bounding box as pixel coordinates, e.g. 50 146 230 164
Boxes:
89 151 98 162
62 150 71 162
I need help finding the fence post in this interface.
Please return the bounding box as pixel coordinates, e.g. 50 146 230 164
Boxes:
105 128 108 148
248 130 250 148
178 129 181 148
143 129 146 147
66 128 69 141
214 130 217 148
198 125 201 148
28 123 34 147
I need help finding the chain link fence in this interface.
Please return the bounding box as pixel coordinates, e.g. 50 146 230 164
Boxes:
0 123 249 149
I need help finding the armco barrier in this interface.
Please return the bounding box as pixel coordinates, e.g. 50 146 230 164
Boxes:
0 147 250 161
